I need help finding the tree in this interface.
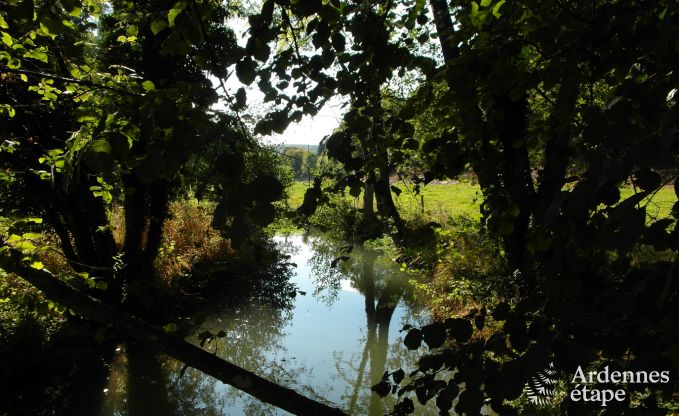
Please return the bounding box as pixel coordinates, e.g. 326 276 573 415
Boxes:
240 0 679 413
283 146 317 180
0 0 343 414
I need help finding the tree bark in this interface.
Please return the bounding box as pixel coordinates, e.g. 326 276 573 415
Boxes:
3 259 348 416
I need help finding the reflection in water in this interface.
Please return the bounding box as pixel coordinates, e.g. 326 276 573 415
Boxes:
100 235 436 415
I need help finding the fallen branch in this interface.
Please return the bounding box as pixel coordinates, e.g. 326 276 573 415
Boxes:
1 257 347 416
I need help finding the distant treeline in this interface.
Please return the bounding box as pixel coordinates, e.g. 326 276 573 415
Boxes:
282 145 319 181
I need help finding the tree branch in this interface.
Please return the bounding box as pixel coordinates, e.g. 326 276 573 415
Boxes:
1 66 140 96
1 256 348 416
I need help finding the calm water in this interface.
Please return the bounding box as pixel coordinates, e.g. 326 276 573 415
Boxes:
101 235 436 415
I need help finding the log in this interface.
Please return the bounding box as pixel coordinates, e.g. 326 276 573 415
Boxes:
2 258 347 416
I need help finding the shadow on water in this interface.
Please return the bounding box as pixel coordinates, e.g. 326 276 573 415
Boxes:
99 234 436 415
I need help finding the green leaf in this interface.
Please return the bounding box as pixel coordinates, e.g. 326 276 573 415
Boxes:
168 8 183 27
480 0 492 7
163 323 178 333
471 1 480 17
74 108 98 122
142 80 155 92
151 18 168 35
492 0 506 17
0 16 8 29
40 17 66 37
29 261 43 269
23 48 48 63
1 31 12 47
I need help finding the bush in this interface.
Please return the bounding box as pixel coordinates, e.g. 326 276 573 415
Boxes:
410 217 508 321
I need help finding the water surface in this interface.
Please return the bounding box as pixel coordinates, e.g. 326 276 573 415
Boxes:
102 235 435 415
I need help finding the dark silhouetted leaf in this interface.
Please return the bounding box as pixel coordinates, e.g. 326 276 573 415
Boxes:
404 328 423 350
371 381 391 397
444 318 473 343
422 322 446 349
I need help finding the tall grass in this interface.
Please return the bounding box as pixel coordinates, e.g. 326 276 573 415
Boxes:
154 200 233 285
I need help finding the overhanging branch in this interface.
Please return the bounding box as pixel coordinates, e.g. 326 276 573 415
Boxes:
1 256 348 416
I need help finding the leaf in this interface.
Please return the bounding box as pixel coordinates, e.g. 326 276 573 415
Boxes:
491 302 510 320
249 202 276 227
83 139 114 173
142 80 155 92
371 381 391 397
250 174 284 202
252 38 270 62
29 261 43 269
234 87 246 110
471 1 480 17
1 31 12 47
236 58 257 85
40 17 67 36
0 16 8 29
404 328 423 350
163 323 178 333
168 8 183 27
444 318 473 343
480 0 492 6
88 139 112 154
331 33 345 52
492 0 506 17
74 108 99 122
23 48 48 63
422 322 446 349
635 167 661 191
392 368 405 384
151 18 168 35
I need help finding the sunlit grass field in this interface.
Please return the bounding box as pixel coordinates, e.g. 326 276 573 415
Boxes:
286 181 677 222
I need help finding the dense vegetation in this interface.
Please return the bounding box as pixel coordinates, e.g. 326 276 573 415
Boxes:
2 0 679 415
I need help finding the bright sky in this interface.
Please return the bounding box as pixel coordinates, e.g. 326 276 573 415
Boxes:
265 95 345 146
216 14 346 147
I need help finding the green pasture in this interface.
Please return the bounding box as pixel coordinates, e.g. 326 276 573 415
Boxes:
287 181 677 222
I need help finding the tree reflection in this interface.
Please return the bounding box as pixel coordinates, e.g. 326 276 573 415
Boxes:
307 237 414 415
97 235 435 416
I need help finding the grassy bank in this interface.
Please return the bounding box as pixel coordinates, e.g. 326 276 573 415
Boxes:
287 180 484 222
285 180 678 320
287 180 676 222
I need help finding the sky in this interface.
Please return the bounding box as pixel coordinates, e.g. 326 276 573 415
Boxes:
265 95 345 147
218 14 346 147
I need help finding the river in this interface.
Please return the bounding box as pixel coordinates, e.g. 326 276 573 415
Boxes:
99 234 437 415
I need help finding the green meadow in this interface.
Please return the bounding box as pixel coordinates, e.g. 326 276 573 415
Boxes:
287 181 677 222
